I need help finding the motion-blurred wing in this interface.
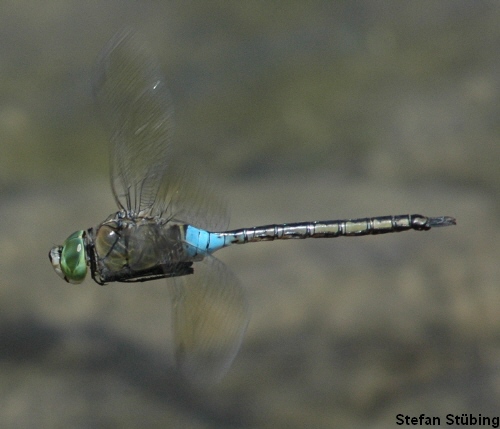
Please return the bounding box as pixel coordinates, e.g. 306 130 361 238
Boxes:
168 256 249 385
94 31 174 215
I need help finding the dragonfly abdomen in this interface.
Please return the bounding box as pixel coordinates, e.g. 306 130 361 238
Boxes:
194 214 456 252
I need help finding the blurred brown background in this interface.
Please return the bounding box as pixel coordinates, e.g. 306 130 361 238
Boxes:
0 1 498 428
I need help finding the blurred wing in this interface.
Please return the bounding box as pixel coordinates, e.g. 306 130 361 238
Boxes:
93 31 174 215
167 256 249 385
94 30 229 230
154 164 230 231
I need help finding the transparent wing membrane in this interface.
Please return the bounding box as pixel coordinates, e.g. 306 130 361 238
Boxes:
168 257 248 385
154 162 229 231
94 31 175 215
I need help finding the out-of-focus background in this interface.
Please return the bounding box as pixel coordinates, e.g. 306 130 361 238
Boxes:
0 1 498 428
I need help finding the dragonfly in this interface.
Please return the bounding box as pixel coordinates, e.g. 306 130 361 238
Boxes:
49 31 456 384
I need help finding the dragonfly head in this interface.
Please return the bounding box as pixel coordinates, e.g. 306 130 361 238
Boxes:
49 230 88 284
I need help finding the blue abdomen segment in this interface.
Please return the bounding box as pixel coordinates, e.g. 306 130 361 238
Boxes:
184 225 227 256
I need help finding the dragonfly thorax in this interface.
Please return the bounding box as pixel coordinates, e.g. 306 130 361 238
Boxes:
85 212 196 284
94 217 171 272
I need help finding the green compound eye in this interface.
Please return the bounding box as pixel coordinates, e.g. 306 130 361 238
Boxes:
49 230 87 284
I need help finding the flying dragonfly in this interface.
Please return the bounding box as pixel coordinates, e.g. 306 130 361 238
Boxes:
49 31 456 384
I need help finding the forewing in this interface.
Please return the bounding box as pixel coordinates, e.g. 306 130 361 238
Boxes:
94 31 174 215
167 256 249 385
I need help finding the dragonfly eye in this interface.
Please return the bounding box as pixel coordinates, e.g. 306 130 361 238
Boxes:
49 230 87 284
